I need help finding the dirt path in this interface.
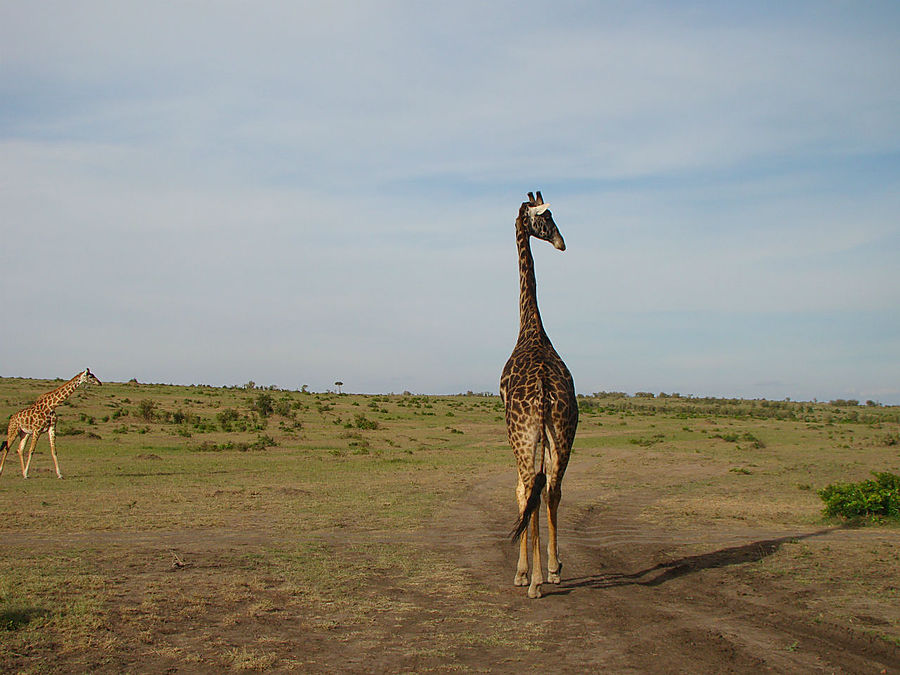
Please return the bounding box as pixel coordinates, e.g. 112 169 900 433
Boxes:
5 455 899 673
424 461 900 673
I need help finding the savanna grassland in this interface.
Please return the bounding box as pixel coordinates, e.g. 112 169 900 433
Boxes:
1 377 898 673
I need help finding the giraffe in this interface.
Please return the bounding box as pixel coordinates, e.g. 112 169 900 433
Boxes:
500 191 578 599
0 368 102 479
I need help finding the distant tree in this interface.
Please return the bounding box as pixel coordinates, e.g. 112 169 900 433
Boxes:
335 381 344 395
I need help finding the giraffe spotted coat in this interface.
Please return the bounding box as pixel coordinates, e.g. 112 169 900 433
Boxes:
500 192 578 599
0 368 101 479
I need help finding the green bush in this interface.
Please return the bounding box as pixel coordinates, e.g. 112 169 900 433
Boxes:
629 433 664 447
194 434 275 453
56 424 85 437
172 409 194 425
273 400 293 417
250 434 276 451
136 399 157 422
818 472 900 521
216 408 241 431
253 393 274 418
353 414 379 430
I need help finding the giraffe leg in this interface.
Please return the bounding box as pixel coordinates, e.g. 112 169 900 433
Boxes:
527 505 543 599
0 440 10 477
514 476 529 586
17 435 30 477
546 483 562 584
23 432 41 478
48 422 62 479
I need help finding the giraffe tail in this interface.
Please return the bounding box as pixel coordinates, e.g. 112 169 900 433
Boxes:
509 471 546 542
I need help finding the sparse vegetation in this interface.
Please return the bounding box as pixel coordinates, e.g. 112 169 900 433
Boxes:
0 377 897 671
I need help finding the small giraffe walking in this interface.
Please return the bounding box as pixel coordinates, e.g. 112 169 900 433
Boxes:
0 368 102 479
500 192 578 599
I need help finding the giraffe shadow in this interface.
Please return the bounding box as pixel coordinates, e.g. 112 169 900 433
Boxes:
548 529 836 595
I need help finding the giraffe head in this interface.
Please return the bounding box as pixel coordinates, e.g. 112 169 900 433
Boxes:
79 368 102 387
519 191 565 251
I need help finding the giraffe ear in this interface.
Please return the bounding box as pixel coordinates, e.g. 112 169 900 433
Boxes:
525 203 550 224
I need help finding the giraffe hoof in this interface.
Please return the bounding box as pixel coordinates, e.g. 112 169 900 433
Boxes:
548 562 562 584
514 572 529 587
527 585 542 599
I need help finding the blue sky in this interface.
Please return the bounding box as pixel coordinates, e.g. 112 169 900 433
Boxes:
2 1 899 403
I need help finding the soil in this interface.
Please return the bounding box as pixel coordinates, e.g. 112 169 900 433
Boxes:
6 457 900 674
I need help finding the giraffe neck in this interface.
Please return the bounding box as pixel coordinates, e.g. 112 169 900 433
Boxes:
36 373 83 409
515 219 546 340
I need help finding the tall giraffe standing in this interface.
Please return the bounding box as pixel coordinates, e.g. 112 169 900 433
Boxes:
0 368 102 479
500 191 578 599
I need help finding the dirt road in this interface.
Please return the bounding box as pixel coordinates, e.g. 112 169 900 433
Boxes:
416 465 900 674
5 457 899 673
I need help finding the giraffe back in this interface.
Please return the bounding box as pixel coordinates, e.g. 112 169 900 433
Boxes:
502 338 577 448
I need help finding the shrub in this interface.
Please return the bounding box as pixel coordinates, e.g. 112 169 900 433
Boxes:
195 441 222 452
250 434 276 451
57 424 85 437
217 408 241 431
194 434 275 453
253 393 274 418
136 399 157 422
818 472 900 521
353 414 379 430
272 400 291 417
740 432 765 448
